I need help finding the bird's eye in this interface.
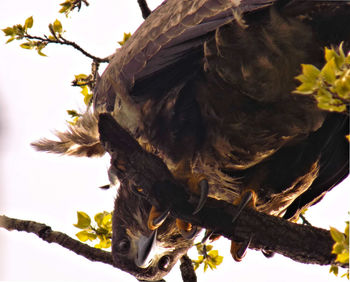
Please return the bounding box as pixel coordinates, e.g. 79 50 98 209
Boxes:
158 255 171 271
131 185 147 198
116 238 130 254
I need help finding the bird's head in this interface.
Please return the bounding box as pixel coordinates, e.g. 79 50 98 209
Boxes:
111 184 194 281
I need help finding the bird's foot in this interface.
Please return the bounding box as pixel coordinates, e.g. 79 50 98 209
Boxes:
147 206 199 239
230 189 257 261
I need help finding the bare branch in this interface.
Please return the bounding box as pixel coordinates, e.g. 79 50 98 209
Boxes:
180 254 197 282
137 0 152 19
0 215 114 266
24 33 110 63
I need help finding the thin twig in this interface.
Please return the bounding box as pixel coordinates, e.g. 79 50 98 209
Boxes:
0 215 114 266
24 33 110 63
137 0 152 19
300 214 312 226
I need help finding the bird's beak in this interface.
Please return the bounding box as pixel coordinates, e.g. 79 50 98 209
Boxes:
135 229 157 268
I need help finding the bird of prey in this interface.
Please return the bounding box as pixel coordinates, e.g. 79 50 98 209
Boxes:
32 0 350 281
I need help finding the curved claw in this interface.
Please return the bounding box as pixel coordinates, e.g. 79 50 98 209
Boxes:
262 249 275 258
232 190 255 224
230 235 253 262
147 206 170 230
192 178 209 215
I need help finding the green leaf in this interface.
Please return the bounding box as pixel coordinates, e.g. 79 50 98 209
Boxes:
76 230 97 242
59 1 72 14
320 58 336 84
330 265 339 276
20 42 33 49
6 37 15 44
95 236 112 249
83 93 92 105
24 16 34 30
74 211 91 229
67 110 81 118
101 213 112 230
299 64 321 83
118 32 132 46
208 250 218 258
333 242 346 255
330 227 345 243
213 255 223 265
334 74 350 100
80 85 89 96
336 252 349 264
53 19 63 34
293 82 315 95
37 49 47 57
203 262 208 272
341 271 349 279
94 212 105 228
207 259 215 270
2 27 14 36
345 222 349 239
13 24 25 37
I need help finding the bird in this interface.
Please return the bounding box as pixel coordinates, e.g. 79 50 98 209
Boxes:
32 0 350 281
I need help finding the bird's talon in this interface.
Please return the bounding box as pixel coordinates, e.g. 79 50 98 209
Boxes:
176 219 199 240
262 249 275 258
192 178 209 215
147 206 170 230
230 235 252 262
232 190 257 224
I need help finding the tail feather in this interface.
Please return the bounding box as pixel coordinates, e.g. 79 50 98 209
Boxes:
31 111 105 157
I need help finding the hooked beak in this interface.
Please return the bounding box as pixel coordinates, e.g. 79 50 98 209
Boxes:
135 229 157 268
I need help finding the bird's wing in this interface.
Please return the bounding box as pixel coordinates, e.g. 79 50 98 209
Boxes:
284 114 349 220
93 0 275 113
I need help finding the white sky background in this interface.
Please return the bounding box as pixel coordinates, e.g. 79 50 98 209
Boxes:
0 0 349 281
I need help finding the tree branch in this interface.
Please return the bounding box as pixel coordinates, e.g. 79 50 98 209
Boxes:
98 113 347 268
24 33 110 63
180 254 197 282
137 0 152 19
0 215 114 266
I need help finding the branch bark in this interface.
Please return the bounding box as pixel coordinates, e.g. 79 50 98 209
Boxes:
98 113 346 268
0 215 114 266
0 215 197 282
180 254 197 282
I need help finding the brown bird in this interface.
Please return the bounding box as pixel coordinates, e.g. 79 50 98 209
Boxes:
32 0 350 280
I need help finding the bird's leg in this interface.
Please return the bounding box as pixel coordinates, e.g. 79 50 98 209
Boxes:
230 189 257 262
146 159 209 239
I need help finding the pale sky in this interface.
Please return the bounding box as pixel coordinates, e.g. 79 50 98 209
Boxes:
0 1 349 281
